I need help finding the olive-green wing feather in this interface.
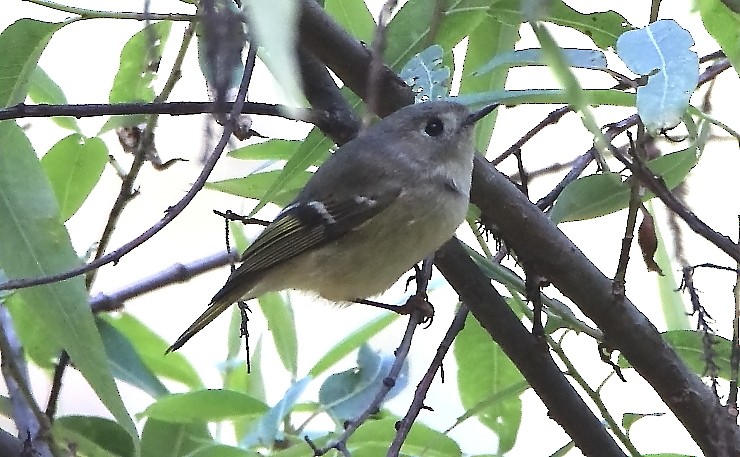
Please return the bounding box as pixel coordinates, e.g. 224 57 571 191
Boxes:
167 188 401 353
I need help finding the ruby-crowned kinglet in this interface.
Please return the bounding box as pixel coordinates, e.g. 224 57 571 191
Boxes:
167 100 498 352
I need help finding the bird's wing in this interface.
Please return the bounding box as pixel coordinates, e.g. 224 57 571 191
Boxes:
239 187 402 274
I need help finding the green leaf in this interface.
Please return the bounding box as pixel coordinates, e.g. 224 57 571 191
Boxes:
452 88 635 109
0 121 137 443
663 330 732 380
492 0 632 50
697 0 740 76
207 169 312 208
475 48 607 75
348 419 461 457
257 292 298 377
244 0 303 105
619 330 732 381
41 134 108 221
621 412 664 432
141 420 212 457
97 318 170 398
400 44 451 102
55 416 135 457
224 335 265 440
309 313 399 378
617 20 699 134
319 345 407 424
229 139 322 165
325 0 376 42
191 445 254 457
550 148 700 223
249 129 327 214
458 15 519 151
102 21 172 132
28 67 79 131
454 314 523 453
106 312 203 389
139 390 269 423
0 19 65 107
650 206 690 330
386 0 491 70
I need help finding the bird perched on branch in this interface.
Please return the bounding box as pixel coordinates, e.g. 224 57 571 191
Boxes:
168 100 498 352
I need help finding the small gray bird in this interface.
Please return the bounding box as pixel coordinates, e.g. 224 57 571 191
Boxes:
168 100 497 352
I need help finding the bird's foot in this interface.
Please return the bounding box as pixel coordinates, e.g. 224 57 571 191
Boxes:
355 294 434 327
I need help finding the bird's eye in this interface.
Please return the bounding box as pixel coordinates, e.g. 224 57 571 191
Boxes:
424 117 444 137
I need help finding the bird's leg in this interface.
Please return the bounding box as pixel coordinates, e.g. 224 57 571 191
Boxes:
353 257 436 325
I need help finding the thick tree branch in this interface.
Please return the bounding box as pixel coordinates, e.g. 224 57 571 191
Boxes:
294 3 740 455
435 240 627 457
297 0 414 117
469 156 740 455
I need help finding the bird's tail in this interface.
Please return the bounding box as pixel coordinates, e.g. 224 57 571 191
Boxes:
166 298 235 353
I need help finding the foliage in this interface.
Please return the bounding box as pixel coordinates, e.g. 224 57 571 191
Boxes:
0 0 739 456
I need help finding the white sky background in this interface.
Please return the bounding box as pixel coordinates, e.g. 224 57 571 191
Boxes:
1 0 739 455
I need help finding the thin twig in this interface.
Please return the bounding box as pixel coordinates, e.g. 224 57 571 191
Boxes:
23 0 194 21
0 44 259 293
0 101 325 124
729 218 740 411
307 311 423 456
89 251 239 312
364 0 399 126
492 106 572 166
0 308 57 457
387 305 469 457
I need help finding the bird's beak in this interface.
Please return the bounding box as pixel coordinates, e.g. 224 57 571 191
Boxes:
463 104 500 127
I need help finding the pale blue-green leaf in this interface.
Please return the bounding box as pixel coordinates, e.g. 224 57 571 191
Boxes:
617 20 699 134
206 169 312 208
348 419 461 457
0 121 136 442
309 313 399 378
55 416 135 457
28 67 79 131
106 313 203 389
241 377 311 447
139 390 268 423
141 420 212 457
475 48 607 75
697 0 740 76
102 21 172 132
97 318 169 398
399 44 451 102
459 16 519 151
325 0 375 42
257 292 298 377
0 19 65 107
649 205 690 330
550 148 700 223
41 134 108 221
319 344 408 425
454 313 523 453
244 0 303 106
492 0 632 50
